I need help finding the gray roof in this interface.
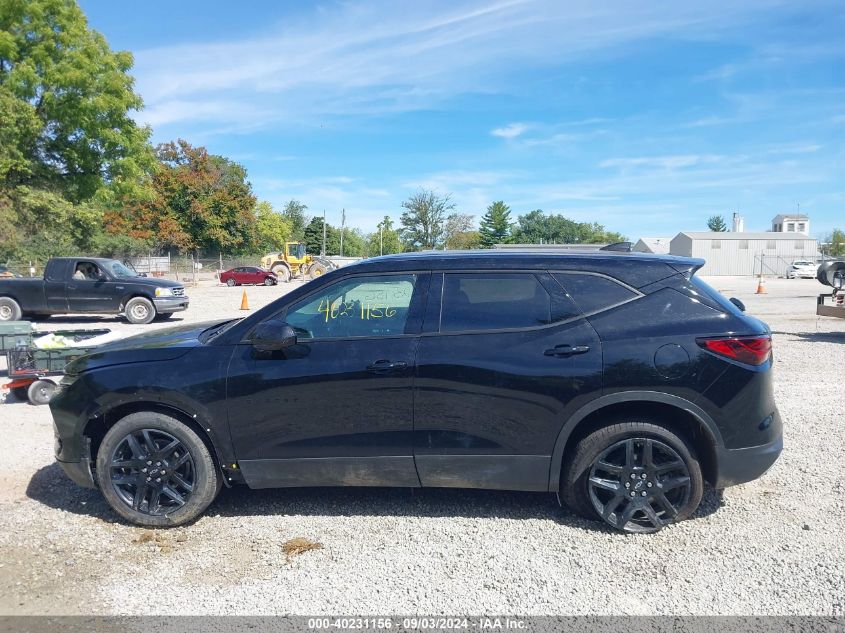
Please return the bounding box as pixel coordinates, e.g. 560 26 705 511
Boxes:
675 231 817 240
634 237 672 253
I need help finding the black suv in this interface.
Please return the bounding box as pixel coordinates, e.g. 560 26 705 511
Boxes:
50 251 781 533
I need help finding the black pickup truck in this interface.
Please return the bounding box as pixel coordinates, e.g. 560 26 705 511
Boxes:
0 258 189 324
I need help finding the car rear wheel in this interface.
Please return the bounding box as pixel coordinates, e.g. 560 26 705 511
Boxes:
124 297 156 324
561 421 703 533
226 278 236 287
0 297 22 322
96 412 221 527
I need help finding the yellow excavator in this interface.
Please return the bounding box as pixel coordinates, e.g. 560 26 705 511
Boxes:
260 242 335 283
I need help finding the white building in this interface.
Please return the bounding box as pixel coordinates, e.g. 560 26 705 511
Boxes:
633 237 671 254
670 231 820 276
771 214 809 235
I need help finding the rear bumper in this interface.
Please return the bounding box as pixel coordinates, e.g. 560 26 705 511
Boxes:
714 433 782 488
153 296 189 313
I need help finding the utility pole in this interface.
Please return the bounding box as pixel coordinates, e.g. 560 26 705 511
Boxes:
380 221 384 256
339 208 346 257
321 209 326 256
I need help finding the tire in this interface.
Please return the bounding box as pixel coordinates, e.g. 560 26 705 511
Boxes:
0 297 22 322
124 297 156 324
27 379 57 405
272 265 291 283
308 262 328 279
561 420 703 534
263 277 275 286
817 261 845 288
96 412 221 527
226 278 236 287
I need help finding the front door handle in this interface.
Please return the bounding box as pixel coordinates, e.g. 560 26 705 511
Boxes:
544 344 591 357
366 359 408 373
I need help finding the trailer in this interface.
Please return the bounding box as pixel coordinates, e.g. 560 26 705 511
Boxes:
1 322 110 405
816 261 845 320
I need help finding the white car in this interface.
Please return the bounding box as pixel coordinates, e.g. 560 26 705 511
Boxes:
786 260 817 279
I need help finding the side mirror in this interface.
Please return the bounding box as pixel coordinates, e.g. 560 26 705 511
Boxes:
252 320 297 352
729 297 746 312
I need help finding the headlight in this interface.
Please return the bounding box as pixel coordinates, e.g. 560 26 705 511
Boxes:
155 287 174 297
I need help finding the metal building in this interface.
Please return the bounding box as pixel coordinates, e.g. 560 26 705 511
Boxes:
669 232 820 276
633 237 671 254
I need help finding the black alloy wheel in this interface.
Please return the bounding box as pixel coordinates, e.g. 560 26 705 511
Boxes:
587 437 691 533
108 428 196 516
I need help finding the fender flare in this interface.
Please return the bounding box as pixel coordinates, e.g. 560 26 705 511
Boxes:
547 391 723 491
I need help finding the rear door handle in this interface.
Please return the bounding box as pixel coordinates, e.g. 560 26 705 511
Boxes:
544 344 590 357
366 359 408 373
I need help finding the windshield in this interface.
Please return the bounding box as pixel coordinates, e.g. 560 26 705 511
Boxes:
103 259 139 278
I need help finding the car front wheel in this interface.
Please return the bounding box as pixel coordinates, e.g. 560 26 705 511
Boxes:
561 421 703 533
96 412 221 527
226 278 237 287
124 297 156 324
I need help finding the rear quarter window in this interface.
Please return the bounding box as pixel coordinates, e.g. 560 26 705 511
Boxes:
552 272 639 315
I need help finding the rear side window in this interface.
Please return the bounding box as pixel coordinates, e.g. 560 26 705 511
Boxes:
441 273 551 332
690 277 744 316
552 273 638 315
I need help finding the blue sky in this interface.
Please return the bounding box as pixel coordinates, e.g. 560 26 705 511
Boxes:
79 0 844 239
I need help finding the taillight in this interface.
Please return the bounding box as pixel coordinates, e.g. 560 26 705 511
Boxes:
697 336 772 366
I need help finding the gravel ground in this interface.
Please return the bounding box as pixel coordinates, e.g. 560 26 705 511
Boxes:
0 275 843 616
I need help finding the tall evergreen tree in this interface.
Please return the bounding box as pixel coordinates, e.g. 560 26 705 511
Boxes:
479 201 512 247
707 215 728 232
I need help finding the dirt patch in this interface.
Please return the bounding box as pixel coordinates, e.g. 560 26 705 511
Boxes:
281 537 323 562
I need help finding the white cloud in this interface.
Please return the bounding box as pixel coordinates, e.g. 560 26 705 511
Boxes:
131 0 788 131
599 155 725 170
491 123 530 138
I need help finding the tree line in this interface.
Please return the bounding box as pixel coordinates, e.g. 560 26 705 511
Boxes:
0 0 624 267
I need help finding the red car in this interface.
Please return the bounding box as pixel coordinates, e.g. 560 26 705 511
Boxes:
219 266 277 286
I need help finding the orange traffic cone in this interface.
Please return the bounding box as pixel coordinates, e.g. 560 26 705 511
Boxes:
755 277 766 294
240 290 250 310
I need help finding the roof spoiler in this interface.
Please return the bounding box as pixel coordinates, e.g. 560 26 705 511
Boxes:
670 258 706 278
600 241 633 252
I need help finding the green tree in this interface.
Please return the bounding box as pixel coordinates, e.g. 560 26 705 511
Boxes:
367 216 403 256
0 0 154 202
511 210 625 244
303 216 340 255
341 228 367 257
400 189 454 250
254 201 291 253
707 215 728 232
281 199 309 240
479 201 511 247
826 228 845 257
444 213 477 250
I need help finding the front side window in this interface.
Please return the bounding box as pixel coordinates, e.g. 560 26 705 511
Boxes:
440 273 551 332
552 273 639 315
284 274 417 339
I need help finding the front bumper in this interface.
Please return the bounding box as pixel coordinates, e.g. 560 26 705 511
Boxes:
714 433 783 488
57 458 96 488
153 296 189 313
